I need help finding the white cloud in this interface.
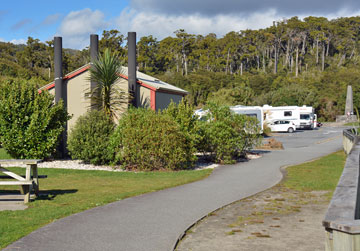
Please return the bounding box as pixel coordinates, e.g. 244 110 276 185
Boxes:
0 38 26 45
116 7 360 41
10 38 26 45
116 8 279 40
58 8 108 49
53 5 360 49
129 0 360 17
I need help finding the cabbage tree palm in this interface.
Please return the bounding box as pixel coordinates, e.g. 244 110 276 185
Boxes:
88 48 127 120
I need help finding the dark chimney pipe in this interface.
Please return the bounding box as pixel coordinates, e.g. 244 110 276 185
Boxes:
54 36 67 157
128 32 137 107
90 34 99 62
90 34 99 108
54 37 63 104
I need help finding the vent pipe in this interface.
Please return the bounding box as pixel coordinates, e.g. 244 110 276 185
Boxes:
54 37 63 104
54 36 67 157
90 34 99 108
128 32 137 107
90 34 99 62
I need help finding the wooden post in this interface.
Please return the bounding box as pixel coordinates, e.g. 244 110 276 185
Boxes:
23 185 30 203
24 165 31 203
29 164 39 196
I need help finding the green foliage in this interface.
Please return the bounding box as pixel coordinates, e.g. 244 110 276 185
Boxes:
254 84 318 107
68 110 115 165
162 100 200 160
207 85 254 106
197 102 262 163
109 108 197 171
0 79 69 159
88 48 127 120
162 100 198 136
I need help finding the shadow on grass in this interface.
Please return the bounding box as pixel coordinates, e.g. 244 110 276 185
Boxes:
0 189 78 201
36 189 78 201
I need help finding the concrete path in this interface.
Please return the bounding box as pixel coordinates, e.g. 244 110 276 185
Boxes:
4 126 344 251
0 194 28 211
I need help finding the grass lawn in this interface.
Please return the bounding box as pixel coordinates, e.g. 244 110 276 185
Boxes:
283 151 346 195
0 148 11 159
0 165 212 249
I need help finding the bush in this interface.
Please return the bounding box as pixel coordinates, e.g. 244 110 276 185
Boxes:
0 80 69 159
197 102 262 163
109 108 196 171
68 110 115 165
162 100 199 155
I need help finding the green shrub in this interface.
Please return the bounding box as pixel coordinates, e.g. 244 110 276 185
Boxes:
162 100 199 156
0 80 69 159
109 108 196 171
197 102 261 163
68 110 115 165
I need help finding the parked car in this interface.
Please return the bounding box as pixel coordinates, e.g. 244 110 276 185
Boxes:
268 120 296 133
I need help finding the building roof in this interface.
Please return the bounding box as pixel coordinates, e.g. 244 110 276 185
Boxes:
40 64 188 95
120 66 188 95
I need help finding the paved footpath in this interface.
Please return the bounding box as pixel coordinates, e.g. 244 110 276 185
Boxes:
4 126 344 251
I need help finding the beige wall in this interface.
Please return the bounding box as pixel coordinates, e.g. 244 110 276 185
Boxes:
48 87 55 96
111 77 129 121
66 71 91 131
155 92 183 111
137 85 151 108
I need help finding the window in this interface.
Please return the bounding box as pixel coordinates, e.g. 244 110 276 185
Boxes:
300 114 310 120
246 114 257 118
284 111 292 116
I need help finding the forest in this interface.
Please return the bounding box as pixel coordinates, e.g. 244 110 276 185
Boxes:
1 16 360 121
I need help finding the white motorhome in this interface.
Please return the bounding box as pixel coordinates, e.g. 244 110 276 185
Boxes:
297 106 315 129
230 105 264 132
263 105 314 129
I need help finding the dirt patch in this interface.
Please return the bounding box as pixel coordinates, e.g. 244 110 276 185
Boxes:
176 185 329 251
257 138 284 150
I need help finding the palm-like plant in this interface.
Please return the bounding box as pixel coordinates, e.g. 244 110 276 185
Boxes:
88 48 127 120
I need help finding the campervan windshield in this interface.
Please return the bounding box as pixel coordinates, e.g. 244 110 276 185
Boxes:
300 114 310 120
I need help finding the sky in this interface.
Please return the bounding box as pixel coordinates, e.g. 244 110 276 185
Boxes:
0 0 360 49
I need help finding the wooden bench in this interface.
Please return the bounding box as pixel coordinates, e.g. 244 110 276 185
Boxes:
0 159 42 203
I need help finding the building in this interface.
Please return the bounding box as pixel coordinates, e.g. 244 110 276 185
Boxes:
39 33 188 132
39 64 188 130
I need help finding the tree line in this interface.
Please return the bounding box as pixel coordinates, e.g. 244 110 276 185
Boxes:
1 16 360 120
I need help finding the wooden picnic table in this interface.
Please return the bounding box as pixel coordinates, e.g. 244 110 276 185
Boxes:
0 159 42 203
